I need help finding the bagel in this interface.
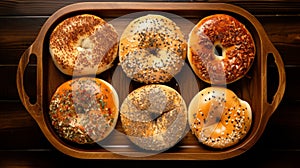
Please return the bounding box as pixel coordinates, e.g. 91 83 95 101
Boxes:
49 14 118 76
188 87 252 149
119 14 187 84
120 84 187 151
188 14 255 84
49 77 119 144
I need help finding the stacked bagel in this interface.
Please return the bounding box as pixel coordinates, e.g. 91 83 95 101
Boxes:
48 13 255 150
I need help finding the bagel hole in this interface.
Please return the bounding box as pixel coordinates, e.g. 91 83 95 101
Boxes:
214 44 223 57
79 38 93 50
149 48 158 55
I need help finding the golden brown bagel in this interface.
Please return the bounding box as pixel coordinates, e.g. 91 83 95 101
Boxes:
188 87 252 149
49 77 119 144
120 84 187 151
49 14 118 76
119 14 187 84
188 14 255 84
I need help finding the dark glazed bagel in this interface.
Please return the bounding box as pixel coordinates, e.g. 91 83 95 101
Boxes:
188 14 255 84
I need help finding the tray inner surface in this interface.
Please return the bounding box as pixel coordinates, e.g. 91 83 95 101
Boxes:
41 7 263 157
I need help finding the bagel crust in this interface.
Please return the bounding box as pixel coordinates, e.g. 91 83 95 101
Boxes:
49 14 118 76
120 84 187 151
188 87 252 149
188 14 255 84
49 78 119 144
119 14 187 84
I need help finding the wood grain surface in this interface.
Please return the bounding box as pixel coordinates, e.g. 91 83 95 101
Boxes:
0 0 299 167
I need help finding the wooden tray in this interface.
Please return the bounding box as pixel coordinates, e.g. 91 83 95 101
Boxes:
16 2 286 160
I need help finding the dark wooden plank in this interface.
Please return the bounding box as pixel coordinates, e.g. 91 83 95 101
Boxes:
0 0 198 16
0 0 299 164
0 101 51 150
0 0 299 16
0 101 34 130
0 49 26 65
0 17 46 51
0 101 52 150
257 15 300 45
263 102 300 150
0 66 37 101
276 66 300 103
207 0 300 15
0 126 52 150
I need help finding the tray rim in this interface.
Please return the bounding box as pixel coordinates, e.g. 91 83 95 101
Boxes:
16 2 286 160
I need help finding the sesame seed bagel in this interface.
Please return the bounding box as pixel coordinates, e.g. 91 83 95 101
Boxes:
188 87 252 149
120 84 187 151
49 77 119 144
188 14 255 84
49 14 118 76
119 14 187 84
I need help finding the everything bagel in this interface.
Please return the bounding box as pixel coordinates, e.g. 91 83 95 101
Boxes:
188 87 252 149
119 14 187 84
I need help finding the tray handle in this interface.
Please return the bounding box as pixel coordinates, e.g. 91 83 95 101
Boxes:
264 39 286 118
16 44 42 120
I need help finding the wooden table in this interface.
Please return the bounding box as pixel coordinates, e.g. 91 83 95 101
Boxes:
0 0 299 167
